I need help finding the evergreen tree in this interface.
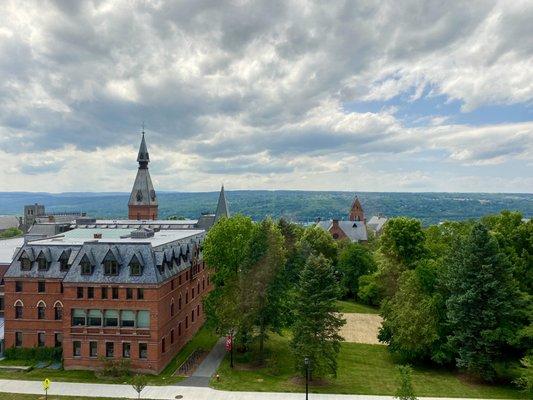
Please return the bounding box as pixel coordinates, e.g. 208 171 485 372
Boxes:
394 365 417 400
291 254 345 379
446 223 526 381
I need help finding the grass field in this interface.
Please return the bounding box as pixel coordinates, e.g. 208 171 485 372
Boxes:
211 333 527 399
0 325 218 386
336 300 380 314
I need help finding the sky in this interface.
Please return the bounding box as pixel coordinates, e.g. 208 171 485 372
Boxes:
0 0 532 193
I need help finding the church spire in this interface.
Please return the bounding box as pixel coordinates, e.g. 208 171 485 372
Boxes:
137 128 149 169
349 195 365 222
214 185 230 222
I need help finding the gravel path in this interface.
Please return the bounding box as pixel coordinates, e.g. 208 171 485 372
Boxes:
340 313 384 345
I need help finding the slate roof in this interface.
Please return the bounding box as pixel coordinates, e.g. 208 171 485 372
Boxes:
367 215 388 233
129 134 157 207
5 244 80 279
214 185 230 222
0 237 24 265
0 216 20 230
317 220 368 242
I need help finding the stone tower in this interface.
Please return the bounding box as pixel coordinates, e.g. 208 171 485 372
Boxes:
349 195 365 222
128 132 158 220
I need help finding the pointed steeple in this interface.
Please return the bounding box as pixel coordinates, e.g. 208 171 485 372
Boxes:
128 129 158 220
349 194 365 222
214 185 230 222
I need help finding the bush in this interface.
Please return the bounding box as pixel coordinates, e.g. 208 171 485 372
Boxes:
5 346 62 362
358 274 381 306
98 357 131 377
0 227 22 238
395 365 417 400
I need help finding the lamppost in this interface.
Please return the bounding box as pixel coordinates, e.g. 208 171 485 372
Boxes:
304 357 310 400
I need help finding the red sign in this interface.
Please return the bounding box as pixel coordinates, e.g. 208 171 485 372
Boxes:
225 335 233 351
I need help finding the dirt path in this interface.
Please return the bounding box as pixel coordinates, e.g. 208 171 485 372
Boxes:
340 313 384 345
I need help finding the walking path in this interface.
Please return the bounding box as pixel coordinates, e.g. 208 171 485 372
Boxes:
0 379 484 400
179 336 227 387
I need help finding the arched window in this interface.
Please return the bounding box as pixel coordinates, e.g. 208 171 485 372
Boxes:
37 300 46 320
14 300 23 319
54 301 63 320
178 295 182 310
170 298 175 317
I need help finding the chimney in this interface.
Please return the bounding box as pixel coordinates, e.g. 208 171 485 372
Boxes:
93 233 102 239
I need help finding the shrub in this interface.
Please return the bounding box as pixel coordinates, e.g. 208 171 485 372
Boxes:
98 357 131 377
131 374 148 399
358 274 381 306
5 346 62 362
395 365 417 400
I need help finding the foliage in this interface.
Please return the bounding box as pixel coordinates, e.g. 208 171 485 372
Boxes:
298 225 338 264
5 346 62 362
0 227 22 238
394 365 417 400
291 254 345 379
445 223 528 381
98 357 131 377
131 374 148 399
379 217 426 268
337 242 376 299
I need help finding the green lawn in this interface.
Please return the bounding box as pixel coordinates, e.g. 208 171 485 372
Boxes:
0 395 118 400
336 299 380 314
211 333 527 399
0 325 218 386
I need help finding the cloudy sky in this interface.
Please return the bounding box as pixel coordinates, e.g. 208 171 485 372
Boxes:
0 0 532 193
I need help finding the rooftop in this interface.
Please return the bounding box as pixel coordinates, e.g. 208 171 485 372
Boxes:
0 237 24 264
31 228 205 247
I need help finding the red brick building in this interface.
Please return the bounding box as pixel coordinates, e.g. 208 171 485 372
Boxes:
4 228 211 373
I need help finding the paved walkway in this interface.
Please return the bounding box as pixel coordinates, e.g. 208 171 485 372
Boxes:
0 379 481 400
179 336 227 387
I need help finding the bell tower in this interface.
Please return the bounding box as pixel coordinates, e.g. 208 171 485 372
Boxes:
128 130 158 220
349 195 365 222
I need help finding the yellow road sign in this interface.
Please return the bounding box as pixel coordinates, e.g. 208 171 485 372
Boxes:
43 378 51 390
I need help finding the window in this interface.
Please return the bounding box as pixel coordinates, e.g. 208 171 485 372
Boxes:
20 257 31 271
202 278 205 290
137 288 144 300
77 287 83 299
54 333 62 347
38 281 45 293
120 310 135 327
192 287 195 299
89 341 98 358
60 283 64 293
171 279 175 290
101 287 108 299
129 255 142 276
104 310 119 327
126 288 133 300
139 343 147 359
137 310 150 329
186 271 189 280
185 316 188 329
56 303 64 320
178 296 182 310
88 309 102 326
80 255 92 275
15 281 22 292
178 275 182 285
15 302 23 319
197 304 200 317
87 287 94 299
185 292 188 304
161 338 166 353
37 254 48 270
178 322 182 336
191 310 195 323
112 287 119 299
38 332 45 347
170 301 174 317
122 342 131 358
170 329 175 344
59 252 69 271
103 252 119 276
73 341 81 357
106 342 114 358
15 332 22 347
197 282 200 294
72 309 86 326
37 303 45 319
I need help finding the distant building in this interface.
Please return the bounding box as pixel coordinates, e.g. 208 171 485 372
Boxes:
316 195 368 242
0 216 21 233
22 204 85 234
367 214 388 235
128 132 158 220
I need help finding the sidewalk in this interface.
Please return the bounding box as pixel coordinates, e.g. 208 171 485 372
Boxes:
0 379 490 400
179 336 227 387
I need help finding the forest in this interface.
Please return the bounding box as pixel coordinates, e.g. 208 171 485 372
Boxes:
203 210 532 395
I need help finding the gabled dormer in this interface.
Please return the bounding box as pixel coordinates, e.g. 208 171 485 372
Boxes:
58 249 71 271
103 249 119 276
80 254 94 275
18 249 34 271
36 249 51 271
129 253 143 276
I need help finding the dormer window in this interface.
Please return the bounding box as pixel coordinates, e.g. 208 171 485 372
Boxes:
80 255 93 275
20 256 31 271
129 255 142 276
36 252 50 271
59 251 70 271
103 251 119 276
136 190 143 202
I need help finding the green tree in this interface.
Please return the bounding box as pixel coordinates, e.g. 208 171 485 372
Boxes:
357 273 381 306
298 226 338 264
291 254 345 379
380 217 426 268
131 374 147 399
446 223 527 381
394 365 417 400
0 227 22 238
338 242 376 299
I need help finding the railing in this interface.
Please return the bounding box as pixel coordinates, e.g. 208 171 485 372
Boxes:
176 349 206 376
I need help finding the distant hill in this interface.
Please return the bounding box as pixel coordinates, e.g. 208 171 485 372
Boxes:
0 191 531 226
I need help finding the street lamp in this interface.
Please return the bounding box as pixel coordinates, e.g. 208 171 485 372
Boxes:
304 357 310 400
